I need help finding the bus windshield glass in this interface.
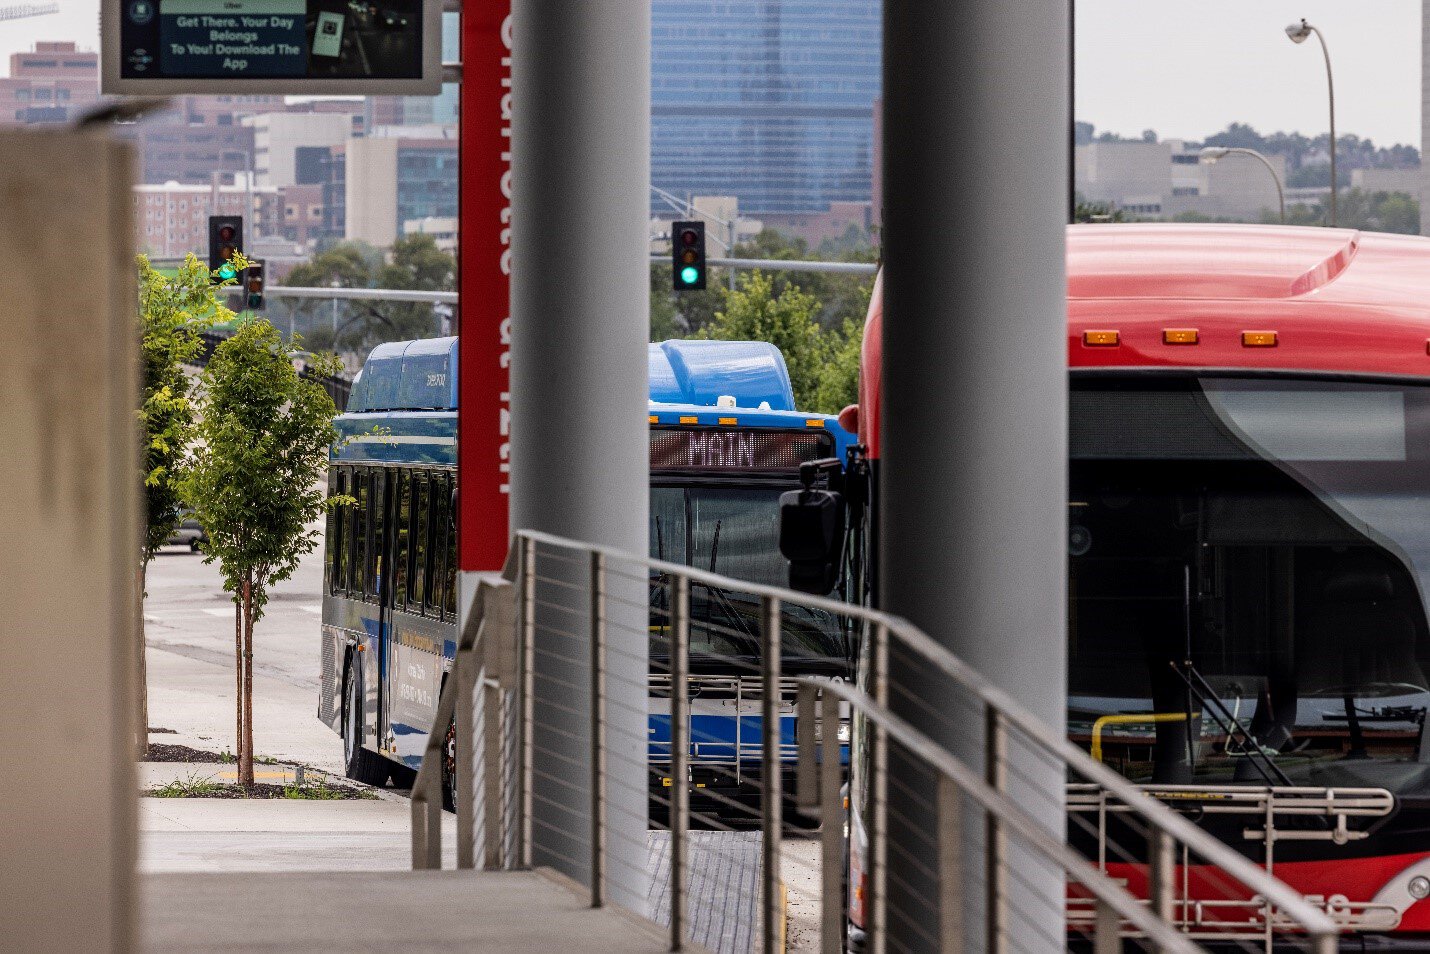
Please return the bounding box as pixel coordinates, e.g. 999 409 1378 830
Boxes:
648 484 846 666
1069 374 1430 791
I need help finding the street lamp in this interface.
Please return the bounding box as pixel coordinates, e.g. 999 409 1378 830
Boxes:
1199 146 1285 224
1285 18 1337 226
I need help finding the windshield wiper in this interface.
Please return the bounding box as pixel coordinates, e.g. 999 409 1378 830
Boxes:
1171 661 1292 787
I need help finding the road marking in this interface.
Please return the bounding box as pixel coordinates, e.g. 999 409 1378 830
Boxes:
300 605 323 615
202 608 233 618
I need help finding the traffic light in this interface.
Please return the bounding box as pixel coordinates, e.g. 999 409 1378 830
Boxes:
208 215 243 281
671 220 706 291
243 260 265 310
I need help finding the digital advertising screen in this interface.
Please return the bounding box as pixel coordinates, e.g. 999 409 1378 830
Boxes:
103 0 440 94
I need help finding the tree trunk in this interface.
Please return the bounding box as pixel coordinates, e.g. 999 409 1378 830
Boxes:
235 585 245 784
136 562 149 760
241 573 255 788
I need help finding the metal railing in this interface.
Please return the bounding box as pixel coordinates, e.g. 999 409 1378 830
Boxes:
413 530 1340 953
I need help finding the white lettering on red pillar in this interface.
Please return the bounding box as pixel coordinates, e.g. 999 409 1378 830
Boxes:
458 3 514 570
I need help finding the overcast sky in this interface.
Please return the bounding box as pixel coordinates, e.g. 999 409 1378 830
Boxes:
2 0 1421 148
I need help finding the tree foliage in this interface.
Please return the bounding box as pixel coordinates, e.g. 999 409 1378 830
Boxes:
138 253 225 559
285 234 455 356
181 320 345 785
695 270 864 414
1266 188 1420 234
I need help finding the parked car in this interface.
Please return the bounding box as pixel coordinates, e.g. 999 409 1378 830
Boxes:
165 511 207 552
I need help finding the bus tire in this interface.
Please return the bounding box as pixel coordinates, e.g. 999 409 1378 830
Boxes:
441 713 457 813
342 660 389 787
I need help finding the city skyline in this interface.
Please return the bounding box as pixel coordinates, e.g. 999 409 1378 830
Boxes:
3 0 1422 148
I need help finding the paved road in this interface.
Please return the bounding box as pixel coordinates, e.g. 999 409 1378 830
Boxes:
143 530 344 773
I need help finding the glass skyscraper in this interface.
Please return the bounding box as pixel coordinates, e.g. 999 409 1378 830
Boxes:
651 1 881 216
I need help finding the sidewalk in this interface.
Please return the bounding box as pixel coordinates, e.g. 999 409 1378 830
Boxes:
140 792 449 873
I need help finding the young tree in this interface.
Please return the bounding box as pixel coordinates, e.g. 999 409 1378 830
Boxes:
136 253 226 755
697 270 832 411
182 320 344 786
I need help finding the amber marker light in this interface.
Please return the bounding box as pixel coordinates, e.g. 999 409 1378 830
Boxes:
1163 328 1199 345
805 419 824 428
718 416 738 425
1082 330 1120 346
1242 331 1278 348
649 415 658 424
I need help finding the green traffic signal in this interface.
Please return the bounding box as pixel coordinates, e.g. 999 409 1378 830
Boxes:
218 263 237 281
680 266 699 285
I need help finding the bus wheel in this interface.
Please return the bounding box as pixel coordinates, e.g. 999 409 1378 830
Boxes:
441 714 457 813
343 661 389 787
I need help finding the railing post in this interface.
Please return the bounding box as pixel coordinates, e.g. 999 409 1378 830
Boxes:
937 773 963 953
519 535 536 870
456 644 479 870
820 687 844 954
1149 828 1174 926
670 575 690 952
761 595 783 954
869 622 888 954
1093 898 1120 954
590 550 607 908
984 705 1007 954
796 683 818 817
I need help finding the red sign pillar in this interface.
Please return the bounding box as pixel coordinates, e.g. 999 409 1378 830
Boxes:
458 3 513 571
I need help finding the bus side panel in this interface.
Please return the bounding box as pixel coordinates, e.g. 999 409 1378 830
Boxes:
389 608 451 768
319 594 370 734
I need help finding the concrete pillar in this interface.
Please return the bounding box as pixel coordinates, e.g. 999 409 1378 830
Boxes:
510 0 651 912
0 130 139 952
880 1 1068 950
1422 0 1430 236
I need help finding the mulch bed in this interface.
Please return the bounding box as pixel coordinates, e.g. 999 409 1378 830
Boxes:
145 743 231 764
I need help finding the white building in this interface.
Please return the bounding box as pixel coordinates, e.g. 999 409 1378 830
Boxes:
134 175 281 259
1077 141 1287 221
242 111 353 188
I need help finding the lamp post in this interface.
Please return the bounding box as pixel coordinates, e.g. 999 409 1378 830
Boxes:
1285 18 1336 226
1200 146 1285 224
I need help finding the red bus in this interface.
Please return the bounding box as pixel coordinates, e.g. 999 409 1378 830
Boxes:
835 223 1430 944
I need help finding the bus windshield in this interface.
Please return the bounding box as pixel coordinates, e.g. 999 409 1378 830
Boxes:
648 484 847 667
1069 374 1430 791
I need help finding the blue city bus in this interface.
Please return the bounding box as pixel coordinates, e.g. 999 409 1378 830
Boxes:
318 336 855 817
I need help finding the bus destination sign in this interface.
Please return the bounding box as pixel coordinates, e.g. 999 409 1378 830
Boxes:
650 428 833 472
103 0 440 95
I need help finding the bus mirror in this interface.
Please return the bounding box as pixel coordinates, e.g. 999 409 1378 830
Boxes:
779 487 846 595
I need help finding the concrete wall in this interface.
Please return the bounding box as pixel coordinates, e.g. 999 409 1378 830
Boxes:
0 129 139 953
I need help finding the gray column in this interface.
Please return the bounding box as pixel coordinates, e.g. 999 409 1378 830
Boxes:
1422 0 1430 236
880 1 1068 951
510 0 651 913
0 130 139 952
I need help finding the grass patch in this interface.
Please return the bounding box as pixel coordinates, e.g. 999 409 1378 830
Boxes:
150 776 228 798
144 774 378 800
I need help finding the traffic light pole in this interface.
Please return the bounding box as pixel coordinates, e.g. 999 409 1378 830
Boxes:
880 0 1069 949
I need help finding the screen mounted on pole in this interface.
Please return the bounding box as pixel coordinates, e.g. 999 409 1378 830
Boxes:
102 0 440 94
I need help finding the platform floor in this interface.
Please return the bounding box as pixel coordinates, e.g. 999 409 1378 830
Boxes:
142 868 697 953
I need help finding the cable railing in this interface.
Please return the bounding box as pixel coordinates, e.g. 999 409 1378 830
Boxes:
411 529 1340 953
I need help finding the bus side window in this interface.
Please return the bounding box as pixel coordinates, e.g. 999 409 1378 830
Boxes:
394 470 410 612
352 470 369 602
327 471 340 597
428 474 448 617
411 474 428 612
367 469 385 602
